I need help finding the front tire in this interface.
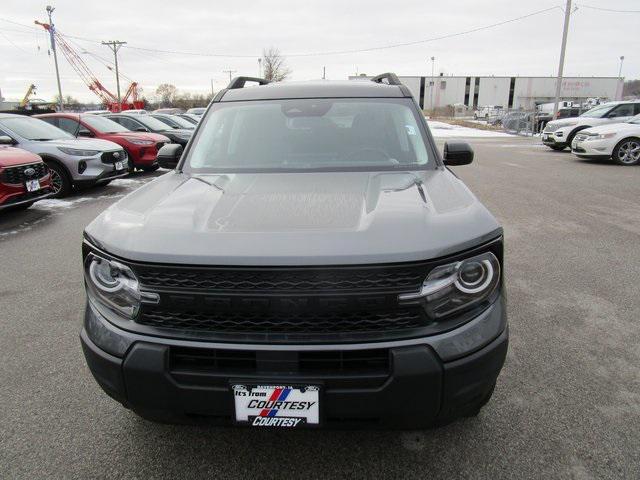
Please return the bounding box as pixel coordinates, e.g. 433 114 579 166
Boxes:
549 145 566 151
612 137 640 166
45 161 72 198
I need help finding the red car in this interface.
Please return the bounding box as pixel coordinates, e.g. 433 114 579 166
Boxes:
36 113 171 172
0 144 53 211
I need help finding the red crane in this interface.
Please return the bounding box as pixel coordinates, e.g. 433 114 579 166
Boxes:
35 21 143 112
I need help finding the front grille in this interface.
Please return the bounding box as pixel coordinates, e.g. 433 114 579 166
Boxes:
101 150 127 164
170 347 390 375
0 162 48 184
139 307 426 334
136 264 426 293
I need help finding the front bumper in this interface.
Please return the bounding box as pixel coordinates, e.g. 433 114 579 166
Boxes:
68 152 129 184
541 130 568 147
81 296 508 428
571 137 613 158
0 184 53 210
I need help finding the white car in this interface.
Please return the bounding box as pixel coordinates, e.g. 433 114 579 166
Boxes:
571 114 640 166
542 100 640 151
473 105 503 120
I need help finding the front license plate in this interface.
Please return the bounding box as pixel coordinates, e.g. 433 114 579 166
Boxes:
543 134 550 141
25 179 40 192
115 161 124 170
233 384 320 428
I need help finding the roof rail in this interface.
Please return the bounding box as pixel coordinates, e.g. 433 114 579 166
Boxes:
370 73 402 86
227 76 270 89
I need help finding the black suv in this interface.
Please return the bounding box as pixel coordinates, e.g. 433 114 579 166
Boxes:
81 74 507 429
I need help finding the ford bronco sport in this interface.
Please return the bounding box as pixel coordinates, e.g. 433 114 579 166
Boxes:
81 74 507 428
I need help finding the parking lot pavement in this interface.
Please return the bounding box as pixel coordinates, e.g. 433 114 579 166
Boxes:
1 139 639 479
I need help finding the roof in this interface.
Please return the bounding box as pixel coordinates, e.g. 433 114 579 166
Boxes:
219 80 408 102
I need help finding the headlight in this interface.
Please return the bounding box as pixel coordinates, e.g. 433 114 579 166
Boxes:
586 133 616 141
129 139 154 145
58 147 101 156
84 253 141 318
399 251 500 319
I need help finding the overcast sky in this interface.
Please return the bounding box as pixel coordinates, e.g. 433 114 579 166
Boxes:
0 0 638 102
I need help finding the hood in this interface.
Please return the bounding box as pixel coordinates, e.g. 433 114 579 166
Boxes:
86 170 501 266
581 122 639 135
43 137 122 151
111 132 171 143
162 128 192 136
0 146 42 167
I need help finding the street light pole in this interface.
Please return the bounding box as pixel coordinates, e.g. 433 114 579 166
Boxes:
258 58 262 77
618 56 625 78
430 56 435 112
102 40 127 109
46 6 64 112
552 0 572 118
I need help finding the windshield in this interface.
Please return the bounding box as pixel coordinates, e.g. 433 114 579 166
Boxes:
135 115 173 131
629 114 640 124
155 115 194 129
0 116 73 141
580 104 613 118
82 115 129 133
184 98 432 173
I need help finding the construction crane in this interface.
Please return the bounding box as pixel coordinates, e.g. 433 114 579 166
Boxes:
34 21 143 112
20 84 37 107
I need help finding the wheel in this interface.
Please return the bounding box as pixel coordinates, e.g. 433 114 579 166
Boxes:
45 161 72 198
549 145 566 151
612 137 640 166
142 164 160 172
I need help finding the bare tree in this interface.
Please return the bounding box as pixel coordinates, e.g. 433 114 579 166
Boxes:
155 83 178 107
261 47 291 82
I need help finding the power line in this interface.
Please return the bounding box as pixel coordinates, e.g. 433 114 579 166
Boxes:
575 3 640 13
0 6 564 59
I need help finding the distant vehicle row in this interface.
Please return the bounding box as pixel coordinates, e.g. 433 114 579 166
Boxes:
0 111 196 205
542 100 640 165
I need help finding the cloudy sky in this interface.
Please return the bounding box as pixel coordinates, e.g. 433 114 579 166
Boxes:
0 0 638 102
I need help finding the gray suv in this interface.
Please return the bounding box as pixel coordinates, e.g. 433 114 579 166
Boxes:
0 114 128 197
81 74 507 429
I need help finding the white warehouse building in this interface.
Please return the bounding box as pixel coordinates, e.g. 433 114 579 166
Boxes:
349 75 624 110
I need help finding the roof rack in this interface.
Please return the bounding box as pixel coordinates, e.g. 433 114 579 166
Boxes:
370 73 402 86
227 76 270 89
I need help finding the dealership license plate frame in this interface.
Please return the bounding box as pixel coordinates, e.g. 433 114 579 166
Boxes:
232 383 322 428
115 161 124 171
25 179 40 192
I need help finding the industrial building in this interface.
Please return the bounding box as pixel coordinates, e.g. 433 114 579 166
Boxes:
349 75 624 110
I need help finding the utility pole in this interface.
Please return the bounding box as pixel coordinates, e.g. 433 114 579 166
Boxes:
552 0 572 118
45 6 64 112
210 79 214 96
102 40 127 109
618 56 625 78
258 58 262 78
322 66 326 80
223 69 236 83
430 56 435 112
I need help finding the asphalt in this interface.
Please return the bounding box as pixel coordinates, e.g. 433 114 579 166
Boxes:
1 138 639 479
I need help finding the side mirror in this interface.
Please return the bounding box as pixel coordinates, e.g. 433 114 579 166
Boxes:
135 127 149 132
78 130 94 137
443 141 474 166
0 135 16 145
157 143 183 169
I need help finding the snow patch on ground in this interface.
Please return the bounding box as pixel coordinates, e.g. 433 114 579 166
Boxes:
109 178 146 187
427 120 514 138
32 197 93 210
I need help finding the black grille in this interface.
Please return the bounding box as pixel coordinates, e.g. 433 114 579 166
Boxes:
1 162 48 184
170 347 390 374
136 264 427 294
139 307 426 334
101 150 127 164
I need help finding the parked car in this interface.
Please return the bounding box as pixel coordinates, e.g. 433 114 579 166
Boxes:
0 143 53 211
36 113 170 172
105 114 192 147
177 113 200 125
473 105 503 120
121 109 148 115
153 108 184 115
0 114 128 197
149 113 196 130
81 74 507 429
84 110 111 115
571 113 640 166
542 100 640 151
186 107 206 116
